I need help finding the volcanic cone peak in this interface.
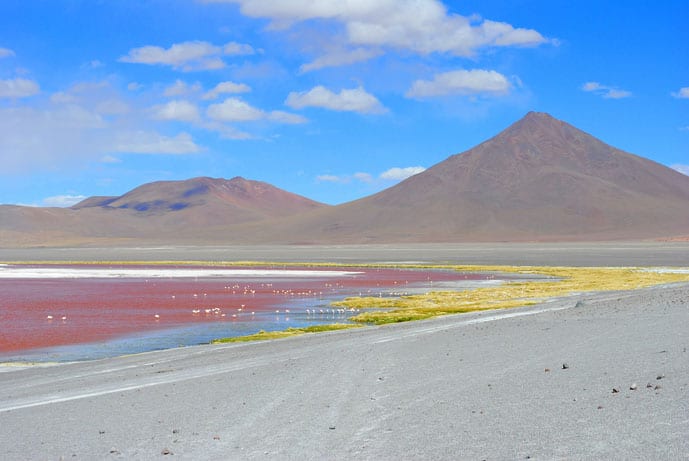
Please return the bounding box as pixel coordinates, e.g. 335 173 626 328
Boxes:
276 111 689 243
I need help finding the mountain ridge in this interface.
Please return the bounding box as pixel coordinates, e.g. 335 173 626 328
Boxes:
2 112 688 246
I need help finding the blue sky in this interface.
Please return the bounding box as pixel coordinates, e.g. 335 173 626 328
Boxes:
0 0 687 207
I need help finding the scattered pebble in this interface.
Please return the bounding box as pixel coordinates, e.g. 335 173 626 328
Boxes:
544 368 550 373
597 405 603 410
213 435 220 440
109 448 120 454
329 426 336 430
630 383 638 391
654 384 662 390
612 388 620 394
656 374 665 380
562 363 569 370
172 429 179 434
161 448 173 455
646 383 653 388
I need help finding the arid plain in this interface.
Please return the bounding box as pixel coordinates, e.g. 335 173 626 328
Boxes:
1 243 688 459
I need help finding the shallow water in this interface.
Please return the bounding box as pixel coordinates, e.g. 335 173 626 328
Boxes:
0 264 500 362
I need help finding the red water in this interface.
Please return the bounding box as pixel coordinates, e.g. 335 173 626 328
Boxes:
0 265 485 354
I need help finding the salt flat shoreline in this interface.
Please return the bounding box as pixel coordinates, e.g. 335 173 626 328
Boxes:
1 244 688 459
0 282 687 459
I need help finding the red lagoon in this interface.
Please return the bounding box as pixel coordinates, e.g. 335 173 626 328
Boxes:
0 264 491 358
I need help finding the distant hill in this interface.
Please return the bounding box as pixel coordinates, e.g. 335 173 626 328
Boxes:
1 112 688 247
0 177 327 246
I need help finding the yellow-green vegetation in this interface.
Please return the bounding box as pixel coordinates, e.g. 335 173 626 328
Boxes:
212 323 362 343
334 265 689 325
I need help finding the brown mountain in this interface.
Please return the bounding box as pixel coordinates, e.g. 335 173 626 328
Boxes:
0 177 327 246
2 112 688 247
249 112 689 243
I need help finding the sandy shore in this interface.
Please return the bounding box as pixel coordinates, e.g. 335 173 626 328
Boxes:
1 281 687 459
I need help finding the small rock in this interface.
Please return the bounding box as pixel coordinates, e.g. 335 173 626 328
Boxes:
630 383 638 391
109 448 120 454
544 368 550 373
213 435 220 440
597 405 603 410
172 429 179 434
161 448 173 455
562 363 569 370
329 426 336 430
656 374 665 380
646 383 653 388
612 388 620 394
654 384 662 390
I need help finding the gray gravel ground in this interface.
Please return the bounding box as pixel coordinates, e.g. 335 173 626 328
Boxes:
2 241 689 266
1 282 688 460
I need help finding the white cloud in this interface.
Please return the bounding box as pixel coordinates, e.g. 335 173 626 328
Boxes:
672 164 689 176
672 87 689 99
353 172 373 183
127 82 143 91
406 69 511 98
100 155 121 164
582 81 632 99
285 86 387 114
316 174 345 183
120 40 257 71
152 100 200 122
43 195 87 207
206 97 305 124
119 40 226 71
113 131 201 154
206 0 549 69
207 97 264 121
164 79 202 97
0 78 40 98
95 99 130 115
203 81 251 100
0 47 16 58
267 110 307 124
300 48 382 73
380 166 426 180
224 41 256 55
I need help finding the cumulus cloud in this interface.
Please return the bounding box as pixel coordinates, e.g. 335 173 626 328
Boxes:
672 164 689 176
285 86 387 114
0 78 40 98
353 172 373 183
43 195 88 207
300 48 382 73
206 97 265 121
406 69 511 98
203 81 252 100
223 41 256 55
672 87 689 99
120 40 254 71
164 79 202 97
380 166 426 180
316 174 345 183
204 0 548 69
207 97 306 124
152 100 200 122
0 47 16 58
113 131 201 154
317 167 424 185
582 81 632 99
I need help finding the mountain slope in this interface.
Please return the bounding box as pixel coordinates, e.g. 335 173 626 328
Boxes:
257 112 689 242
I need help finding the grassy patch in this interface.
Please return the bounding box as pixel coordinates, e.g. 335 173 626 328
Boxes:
334 265 689 325
212 323 362 343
